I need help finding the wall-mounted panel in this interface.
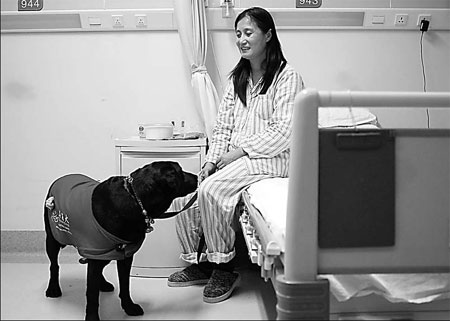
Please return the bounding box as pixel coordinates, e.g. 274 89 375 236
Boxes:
391 0 450 9
228 0 450 9
105 0 173 10
1 0 105 11
1 10 175 33
0 0 174 11
2 0 449 32
206 8 450 30
272 11 365 27
3 0 450 12
1 13 81 30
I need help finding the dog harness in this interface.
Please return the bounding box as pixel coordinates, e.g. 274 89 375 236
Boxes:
47 174 143 260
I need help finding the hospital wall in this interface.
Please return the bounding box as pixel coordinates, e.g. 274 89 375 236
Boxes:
1 0 450 232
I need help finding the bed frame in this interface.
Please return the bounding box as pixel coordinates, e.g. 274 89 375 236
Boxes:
239 89 450 320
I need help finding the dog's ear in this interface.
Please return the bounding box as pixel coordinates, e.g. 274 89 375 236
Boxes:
131 164 156 195
157 163 182 193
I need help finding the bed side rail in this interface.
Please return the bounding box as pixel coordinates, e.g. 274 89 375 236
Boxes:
285 90 450 282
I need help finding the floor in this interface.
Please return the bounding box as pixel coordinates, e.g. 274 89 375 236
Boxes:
1 251 278 320
3 255 450 321
2 243 449 320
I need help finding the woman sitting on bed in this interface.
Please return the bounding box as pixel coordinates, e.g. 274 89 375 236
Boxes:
166 6 304 303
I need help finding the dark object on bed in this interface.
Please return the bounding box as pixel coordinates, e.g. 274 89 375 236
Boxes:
318 129 395 248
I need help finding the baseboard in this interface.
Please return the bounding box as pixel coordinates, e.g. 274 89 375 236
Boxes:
1 228 253 266
1 230 46 253
1 230 79 263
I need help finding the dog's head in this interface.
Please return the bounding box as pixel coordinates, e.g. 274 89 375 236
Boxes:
130 161 197 218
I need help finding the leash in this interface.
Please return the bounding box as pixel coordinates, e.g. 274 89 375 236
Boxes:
124 176 199 230
124 176 154 233
158 192 198 219
197 233 206 264
125 175 201 259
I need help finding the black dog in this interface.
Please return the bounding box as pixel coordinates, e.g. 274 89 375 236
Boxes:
44 161 197 320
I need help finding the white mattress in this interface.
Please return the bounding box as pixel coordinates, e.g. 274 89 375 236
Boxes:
246 178 450 304
246 177 288 252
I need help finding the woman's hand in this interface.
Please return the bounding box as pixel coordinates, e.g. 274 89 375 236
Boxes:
198 148 247 185
216 147 247 170
198 162 217 185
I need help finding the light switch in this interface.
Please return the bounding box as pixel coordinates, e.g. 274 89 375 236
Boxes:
88 17 102 26
372 15 385 24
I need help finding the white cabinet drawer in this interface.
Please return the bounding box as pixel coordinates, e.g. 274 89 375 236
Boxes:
120 151 201 175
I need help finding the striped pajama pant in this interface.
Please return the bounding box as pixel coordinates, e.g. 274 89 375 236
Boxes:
167 157 273 265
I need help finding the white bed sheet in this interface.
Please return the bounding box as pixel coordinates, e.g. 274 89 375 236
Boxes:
318 107 378 128
245 178 450 304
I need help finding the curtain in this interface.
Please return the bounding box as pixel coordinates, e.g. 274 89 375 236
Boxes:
173 0 220 140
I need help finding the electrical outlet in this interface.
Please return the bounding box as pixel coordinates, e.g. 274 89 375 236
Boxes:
135 15 147 27
394 14 408 26
417 14 432 26
112 15 124 28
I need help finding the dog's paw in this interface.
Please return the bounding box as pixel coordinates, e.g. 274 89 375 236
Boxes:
45 284 62 298
122 302 144 316
45 196 55 210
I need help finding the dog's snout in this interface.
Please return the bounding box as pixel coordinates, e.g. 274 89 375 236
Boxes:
183 171 198 194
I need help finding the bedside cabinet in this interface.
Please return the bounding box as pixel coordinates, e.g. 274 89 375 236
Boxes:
115 137 207 277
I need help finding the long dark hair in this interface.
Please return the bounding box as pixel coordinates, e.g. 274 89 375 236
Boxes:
230 7 287 106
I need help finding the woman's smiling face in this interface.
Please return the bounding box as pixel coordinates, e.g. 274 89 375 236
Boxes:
235 16 270 63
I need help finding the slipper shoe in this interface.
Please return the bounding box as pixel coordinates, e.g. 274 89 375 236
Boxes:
203 269 240 303
167 265 210 287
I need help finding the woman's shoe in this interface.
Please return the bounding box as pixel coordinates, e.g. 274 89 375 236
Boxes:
167 265 210 287
203 269 240 303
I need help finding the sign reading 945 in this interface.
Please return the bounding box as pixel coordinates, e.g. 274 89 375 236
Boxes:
296 0 322 8
18 0 43 11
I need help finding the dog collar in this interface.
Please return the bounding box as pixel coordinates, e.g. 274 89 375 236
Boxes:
124 176 154 233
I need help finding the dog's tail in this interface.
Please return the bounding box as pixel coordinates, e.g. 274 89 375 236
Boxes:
43 183 67 251
43 191 52 233
43 178 57 229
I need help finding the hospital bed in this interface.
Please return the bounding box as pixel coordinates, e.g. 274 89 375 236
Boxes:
239 89 450 320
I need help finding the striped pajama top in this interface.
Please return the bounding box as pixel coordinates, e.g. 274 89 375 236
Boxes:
206 63 304 177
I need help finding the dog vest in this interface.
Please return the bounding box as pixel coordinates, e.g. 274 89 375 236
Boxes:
48 174 144 260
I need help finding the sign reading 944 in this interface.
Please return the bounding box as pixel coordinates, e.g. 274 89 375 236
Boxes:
296 0 322 8
18 0 43 11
